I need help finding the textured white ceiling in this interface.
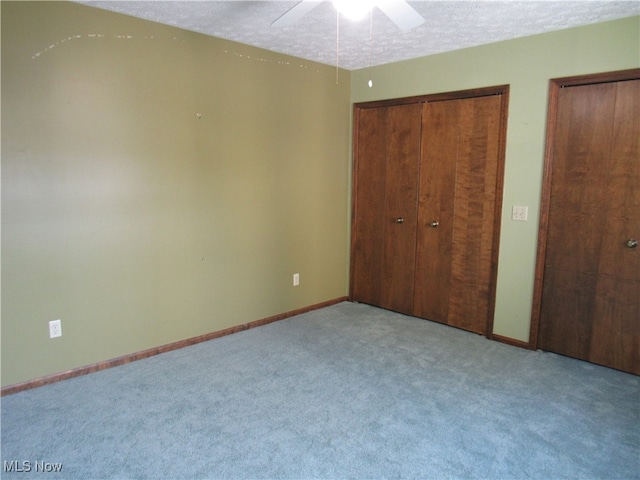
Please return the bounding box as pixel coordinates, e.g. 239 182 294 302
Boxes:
79 1 639 70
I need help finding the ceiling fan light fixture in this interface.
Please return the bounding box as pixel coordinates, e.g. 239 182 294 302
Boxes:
332 0 377 21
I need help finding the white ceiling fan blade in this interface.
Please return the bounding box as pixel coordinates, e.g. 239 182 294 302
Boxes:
376 0 425 32
272 0 324 28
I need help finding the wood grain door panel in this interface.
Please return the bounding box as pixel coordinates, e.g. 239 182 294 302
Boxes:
352 103 422 314
415 95 503 334
379 104 422 313
352 86 507 336
448 95 502 334
351 108 388 307
589 79 640 373
413 100 458 324
538 77 639 374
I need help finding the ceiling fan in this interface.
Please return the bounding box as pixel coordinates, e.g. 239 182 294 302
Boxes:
272 0 425 32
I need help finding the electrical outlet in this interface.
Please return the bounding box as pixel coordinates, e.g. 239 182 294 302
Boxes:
49 319 62 338
512 205 528 221
293 273 300 286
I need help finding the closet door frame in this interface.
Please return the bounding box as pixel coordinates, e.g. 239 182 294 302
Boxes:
350 85 509 338
529 68 640 350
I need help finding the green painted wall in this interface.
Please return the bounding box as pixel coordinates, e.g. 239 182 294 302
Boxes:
351 16 640 342
1 1 351 387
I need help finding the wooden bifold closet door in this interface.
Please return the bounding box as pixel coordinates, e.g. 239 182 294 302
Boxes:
414 95 504 334
351 88 508 336
351 103 422 315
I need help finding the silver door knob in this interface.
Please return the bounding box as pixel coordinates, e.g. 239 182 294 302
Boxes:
626 239 638 248
395 217 404 223
429 221 439 227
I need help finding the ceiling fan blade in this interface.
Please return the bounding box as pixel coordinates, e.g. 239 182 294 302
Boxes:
376 0 425 32
272 0 324 27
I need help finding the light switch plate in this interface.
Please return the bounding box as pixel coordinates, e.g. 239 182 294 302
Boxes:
512 206 528 221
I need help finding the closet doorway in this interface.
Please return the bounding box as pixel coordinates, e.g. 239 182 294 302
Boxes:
350 86 509 336
532 69 639 374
